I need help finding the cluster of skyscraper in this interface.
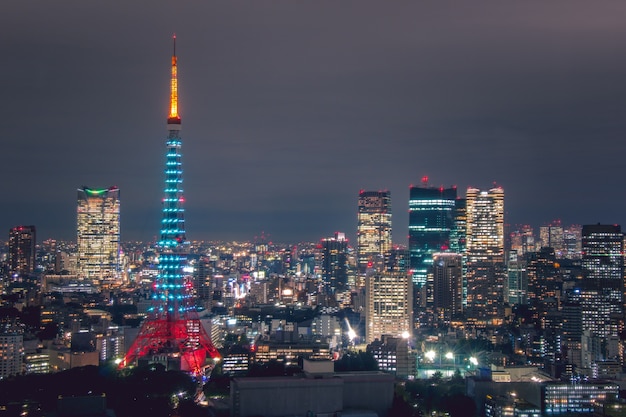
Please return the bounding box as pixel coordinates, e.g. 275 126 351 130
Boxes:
355 179 625 368
355 182 508 343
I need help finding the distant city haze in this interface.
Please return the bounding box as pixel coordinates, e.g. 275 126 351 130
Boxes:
3 1 626 243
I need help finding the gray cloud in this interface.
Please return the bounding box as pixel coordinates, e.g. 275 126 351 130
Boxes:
2 1 626 242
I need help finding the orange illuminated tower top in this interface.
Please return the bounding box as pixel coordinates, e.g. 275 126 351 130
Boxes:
168 34 181 125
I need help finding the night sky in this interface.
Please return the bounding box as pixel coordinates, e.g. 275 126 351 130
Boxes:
3 1 626 244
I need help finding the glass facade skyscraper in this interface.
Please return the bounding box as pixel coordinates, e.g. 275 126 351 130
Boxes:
408 185 457 287
76 186 120 282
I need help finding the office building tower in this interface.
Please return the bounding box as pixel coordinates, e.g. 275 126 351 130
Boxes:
408 180 457 290
561 302 583 366
357 190 392 274
526 247 561 307
582 224 624 333
560 224 625 359
452 198 467 308
582 224 623 282
506 250 526 305
8 225 36 275
122 37 219 375
76 186 120 282
465 186 505 320
432 253 463 322
540 220 565 257
570 280 623 338
542 382 619 415
563 224 582 259
564 281 622 371
388 246 409 273
321 232 348 294
365 271 412 344
510 225 535 256
367 335 415 378
450 198 466 255
194 257 213 311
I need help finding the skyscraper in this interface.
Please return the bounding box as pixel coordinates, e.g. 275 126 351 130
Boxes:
525 247 561 306
357 190 392 275
465 186 505 320
366 271 412 344
540 220 565 257
408 180 458 314
76 186 120 282
122 37 218 375
431 253 463 322
581 224 623 282
8 225 36 275
321 232 348 294
506 250 526 305
408 181 457 288
563 224 583 259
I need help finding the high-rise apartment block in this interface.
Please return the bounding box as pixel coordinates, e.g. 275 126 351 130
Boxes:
365 271 412 344
465 186 505 320
76 186 121 282
0 319 24 379
357 190 392 275
8 225 36 275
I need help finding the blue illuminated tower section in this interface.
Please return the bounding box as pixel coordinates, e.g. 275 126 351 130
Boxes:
122 36 218 375
155 32 189 317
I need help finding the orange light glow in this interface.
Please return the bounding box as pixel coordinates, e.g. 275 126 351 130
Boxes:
169 35 179 120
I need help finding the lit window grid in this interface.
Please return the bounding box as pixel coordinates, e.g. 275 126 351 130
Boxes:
357 192 392 273
77 189 121 280
366 272 412 344
543 383 618 414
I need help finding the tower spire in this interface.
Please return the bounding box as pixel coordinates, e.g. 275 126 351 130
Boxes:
168 34 180 124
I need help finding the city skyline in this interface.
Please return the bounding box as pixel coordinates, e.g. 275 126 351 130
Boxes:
3 1 626 243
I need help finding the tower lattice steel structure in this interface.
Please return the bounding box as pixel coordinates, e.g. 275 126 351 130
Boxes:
121 36 219 375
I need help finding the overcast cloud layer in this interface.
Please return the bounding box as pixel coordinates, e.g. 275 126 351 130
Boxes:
2 1 626 244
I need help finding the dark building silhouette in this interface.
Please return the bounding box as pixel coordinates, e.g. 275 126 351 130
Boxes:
320 232 348 294
8 225 36 275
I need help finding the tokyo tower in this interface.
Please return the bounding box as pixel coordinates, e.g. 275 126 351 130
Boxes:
121 36 219 375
